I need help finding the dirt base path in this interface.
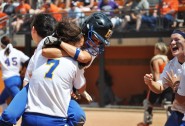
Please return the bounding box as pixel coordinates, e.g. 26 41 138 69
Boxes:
84 108 166 126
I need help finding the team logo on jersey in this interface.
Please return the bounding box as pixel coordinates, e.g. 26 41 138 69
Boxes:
105 29 112 39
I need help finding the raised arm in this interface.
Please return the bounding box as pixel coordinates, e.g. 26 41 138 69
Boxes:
144 73 165 94
42 47 68 58
42 36 92 64
60 42 92 63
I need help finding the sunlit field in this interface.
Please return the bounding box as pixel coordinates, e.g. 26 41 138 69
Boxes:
8 107 167 126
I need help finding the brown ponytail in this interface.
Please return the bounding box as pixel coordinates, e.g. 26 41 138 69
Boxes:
1 36 11 56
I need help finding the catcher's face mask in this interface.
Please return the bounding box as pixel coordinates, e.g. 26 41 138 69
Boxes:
85 26 109 56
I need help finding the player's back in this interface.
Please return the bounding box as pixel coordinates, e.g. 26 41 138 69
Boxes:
26 57 85 118
0 46 29 79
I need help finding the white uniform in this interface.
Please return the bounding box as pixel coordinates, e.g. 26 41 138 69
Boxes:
24 37 86 117
177 63 185 120
157 57 184 113
0 44 29 79
177 63 185 96
24 37 95 82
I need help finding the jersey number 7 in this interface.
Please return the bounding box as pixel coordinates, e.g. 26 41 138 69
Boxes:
45 59 59 79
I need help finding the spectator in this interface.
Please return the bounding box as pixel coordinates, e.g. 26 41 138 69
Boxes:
39 0 64 21
158 0 178 28
11 0 31 32
0 0 8 11
0 6 8 34
68 1 85 26
54 0 71 10
135 0 150 31
3 0 16 16
77 0 95 11
11 14 24 32
114 0 125 9
120 0 149 31
143 0 179 30
172 0 185 28
15 0 31 15
97 0 122 28
55 0 67 9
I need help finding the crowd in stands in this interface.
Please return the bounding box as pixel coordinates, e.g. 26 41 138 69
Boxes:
0 0 184 34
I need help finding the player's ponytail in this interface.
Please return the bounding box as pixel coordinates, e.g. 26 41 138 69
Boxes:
1 36 11 56
4 47 10 56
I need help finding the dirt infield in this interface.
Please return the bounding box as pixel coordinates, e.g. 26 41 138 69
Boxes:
84 108 166 126
12 107 166 126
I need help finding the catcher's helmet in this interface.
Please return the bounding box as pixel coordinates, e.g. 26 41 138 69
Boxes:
82 12 113 55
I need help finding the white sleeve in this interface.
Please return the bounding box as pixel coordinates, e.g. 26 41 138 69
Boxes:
177 65 185 96
73 69 86 89
19 51 30 63
23 39 45 82
24 55 34 82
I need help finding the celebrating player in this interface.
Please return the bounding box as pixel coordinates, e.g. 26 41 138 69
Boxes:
42 12 113 126
144 29 185 126
21 17 86 126
0 13 57 126
0 12 113 126
0 36 29 111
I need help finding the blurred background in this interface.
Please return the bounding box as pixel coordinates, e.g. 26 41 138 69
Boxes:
0 0 183 108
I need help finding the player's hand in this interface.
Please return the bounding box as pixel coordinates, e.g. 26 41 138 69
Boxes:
71 92 81 100
163 70 180 92
81 91 93 103
144 73 153 85
44 36 62 47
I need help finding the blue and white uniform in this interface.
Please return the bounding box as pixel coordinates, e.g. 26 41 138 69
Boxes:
157 57 184 126
21 38 86 126
157 57 182 89
0 44 29 80
0 43 29 106
0 38 94 126
25 57 85 116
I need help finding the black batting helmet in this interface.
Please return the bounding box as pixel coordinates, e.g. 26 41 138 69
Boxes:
82 12 113 46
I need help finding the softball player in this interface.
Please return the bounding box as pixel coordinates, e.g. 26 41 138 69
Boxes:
0 12 113 126
0 36 29 111
22 52 85 126
42 12 113 126
21 15 85 126
144 29 185 126
22 16 92 126
0 13 57 126
164 29 185 126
